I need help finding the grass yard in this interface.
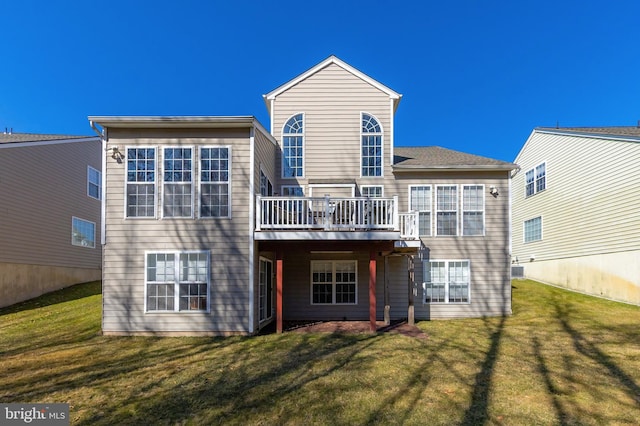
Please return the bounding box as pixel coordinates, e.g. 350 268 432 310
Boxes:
1 280 639 425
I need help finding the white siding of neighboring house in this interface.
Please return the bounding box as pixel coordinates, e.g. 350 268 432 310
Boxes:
512 130 640 305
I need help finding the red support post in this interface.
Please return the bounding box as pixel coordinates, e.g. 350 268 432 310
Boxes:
369 250 377 332
276 251 283 333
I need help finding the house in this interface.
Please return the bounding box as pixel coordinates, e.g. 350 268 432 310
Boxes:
90 56 516 336
512 126 640 305
0 131 102 308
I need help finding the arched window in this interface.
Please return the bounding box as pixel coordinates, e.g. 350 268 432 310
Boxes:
361 113 383 177
282 113 304 178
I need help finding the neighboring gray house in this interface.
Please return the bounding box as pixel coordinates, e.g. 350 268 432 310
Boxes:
512 126 640 305
0 131 102 308
92 56 516 336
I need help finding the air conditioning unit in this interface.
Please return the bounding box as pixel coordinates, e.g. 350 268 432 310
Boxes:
511 266 524 279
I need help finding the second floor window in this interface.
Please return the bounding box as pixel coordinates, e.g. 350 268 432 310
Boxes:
409 185 432 236
127 147 156 218
200 147 231 218
87 166 101 200
282 113 304 178
462 185 484 236
525 162 546 197
436 185 458 236
361 113 383 177
163 148 193 218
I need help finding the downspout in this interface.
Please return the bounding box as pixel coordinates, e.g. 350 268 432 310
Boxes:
90 120 106 246
248 125 256 334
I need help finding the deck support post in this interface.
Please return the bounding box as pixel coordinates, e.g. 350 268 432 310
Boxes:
369 249 377 332
276 250 283 333
384 256 390 325
408 255 415 326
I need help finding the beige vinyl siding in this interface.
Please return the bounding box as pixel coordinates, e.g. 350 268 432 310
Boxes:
0 139 102 269
102 127 253 334
272 63 392 186
512 132 640 261
389 170 513 318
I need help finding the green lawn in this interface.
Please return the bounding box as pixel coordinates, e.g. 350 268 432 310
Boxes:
1 280 639 425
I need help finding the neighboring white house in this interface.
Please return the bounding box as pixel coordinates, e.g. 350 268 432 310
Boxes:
91 56 517 336
0 131 102 308
512 126 640 305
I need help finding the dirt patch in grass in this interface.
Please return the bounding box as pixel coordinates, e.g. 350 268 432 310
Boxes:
282 320 428 339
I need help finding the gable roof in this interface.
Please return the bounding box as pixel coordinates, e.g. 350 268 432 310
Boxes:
393 146 517 171
0 132 92 145
263 55 402 114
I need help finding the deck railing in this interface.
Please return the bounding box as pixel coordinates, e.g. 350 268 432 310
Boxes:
256 196 419 239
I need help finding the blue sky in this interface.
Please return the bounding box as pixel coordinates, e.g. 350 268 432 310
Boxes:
2 0 639 162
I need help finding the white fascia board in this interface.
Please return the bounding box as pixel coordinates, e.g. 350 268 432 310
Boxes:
0 136 100 149
87 116 259 128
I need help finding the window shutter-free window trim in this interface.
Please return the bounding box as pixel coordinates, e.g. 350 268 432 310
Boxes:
525 161 546 198
423 259 471 304
462 185 485 236
71 216 96 248
145 250 211 313
436 185 458 236
524 216 543 243
282 113 305 179
199 146 232 218
361 185 383 198
162 146 194 219
125 146 157 218
361 112 384 178
87 166 101 200
310 260 358 305
409 185 432 236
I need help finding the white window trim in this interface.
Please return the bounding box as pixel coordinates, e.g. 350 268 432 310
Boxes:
525 161 547 198
422 259 471 304
408 184 432 236
523 216 543 243
462 184 485 236
310 260 358 305
198 145 232 219
124 146 157 219
71 216 96 248
144 250 211 313
436 184 459 236
361 185 384 197
360 111 384 178
281 112 305 179
259 166 274 196
161 146 195 219
87 165 101 201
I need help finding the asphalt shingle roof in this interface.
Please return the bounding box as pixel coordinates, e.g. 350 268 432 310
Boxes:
537 126 640 138
393 146 516 170
0 133 92 144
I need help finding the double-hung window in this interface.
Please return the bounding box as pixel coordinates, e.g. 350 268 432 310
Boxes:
423 260 470 303
436 185 458 236
462 185 484 235
311 260 357 305
526 162 546 197
126 147 156 218
524 216 542 242
409 185 432 236
87 166 101 200
361 113 383 177
200 147 231 218
146 251 210 312
260 169 273 196
163 147 193 218
361 185 383 198
282 114 304 178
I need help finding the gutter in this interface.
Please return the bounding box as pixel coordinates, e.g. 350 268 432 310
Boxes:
90 120 107 247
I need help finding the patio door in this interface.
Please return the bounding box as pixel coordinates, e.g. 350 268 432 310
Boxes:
259 258 274 323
